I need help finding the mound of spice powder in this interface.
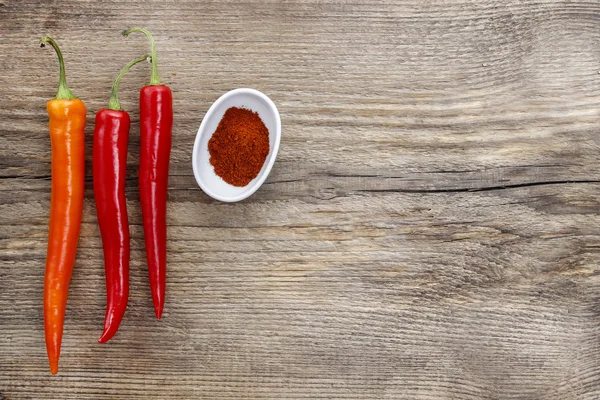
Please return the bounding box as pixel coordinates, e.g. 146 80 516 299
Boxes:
208 107 270 187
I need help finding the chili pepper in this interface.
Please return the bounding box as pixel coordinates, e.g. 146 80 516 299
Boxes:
40 36 86 375
122 28 172 319
94 55 150 343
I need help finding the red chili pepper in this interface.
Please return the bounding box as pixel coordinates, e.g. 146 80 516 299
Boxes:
123 28 172 319
94 54 150 342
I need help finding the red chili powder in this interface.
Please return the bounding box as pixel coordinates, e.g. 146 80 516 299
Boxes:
208 107 270 187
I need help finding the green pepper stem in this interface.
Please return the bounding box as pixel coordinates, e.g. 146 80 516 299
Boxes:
108 54 151 111
40 36 77 100
122 27 161 85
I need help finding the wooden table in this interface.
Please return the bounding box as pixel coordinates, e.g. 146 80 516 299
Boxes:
1 1 599 398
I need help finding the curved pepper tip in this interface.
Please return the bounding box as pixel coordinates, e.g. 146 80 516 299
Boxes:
98 324 119 344
97 332 110 344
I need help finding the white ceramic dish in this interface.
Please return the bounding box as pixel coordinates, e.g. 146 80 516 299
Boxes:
192 88 281 202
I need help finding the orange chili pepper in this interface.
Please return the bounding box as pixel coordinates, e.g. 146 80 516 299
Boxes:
40 36 86 375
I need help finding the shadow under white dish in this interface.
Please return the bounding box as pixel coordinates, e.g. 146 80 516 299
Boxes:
192 88 281 202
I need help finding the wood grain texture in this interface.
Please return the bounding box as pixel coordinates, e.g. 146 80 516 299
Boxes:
1 0 600 398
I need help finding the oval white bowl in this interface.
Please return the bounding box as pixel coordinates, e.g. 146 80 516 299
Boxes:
192 88 281 202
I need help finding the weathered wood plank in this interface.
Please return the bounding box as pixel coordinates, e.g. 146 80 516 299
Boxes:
1 0 599 399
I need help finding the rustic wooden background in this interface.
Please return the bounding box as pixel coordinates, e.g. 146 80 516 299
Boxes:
1 0 600 399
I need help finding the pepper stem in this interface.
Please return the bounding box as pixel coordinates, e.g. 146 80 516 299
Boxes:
40 36 77 100
122 27 161 85
108 54 151 111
